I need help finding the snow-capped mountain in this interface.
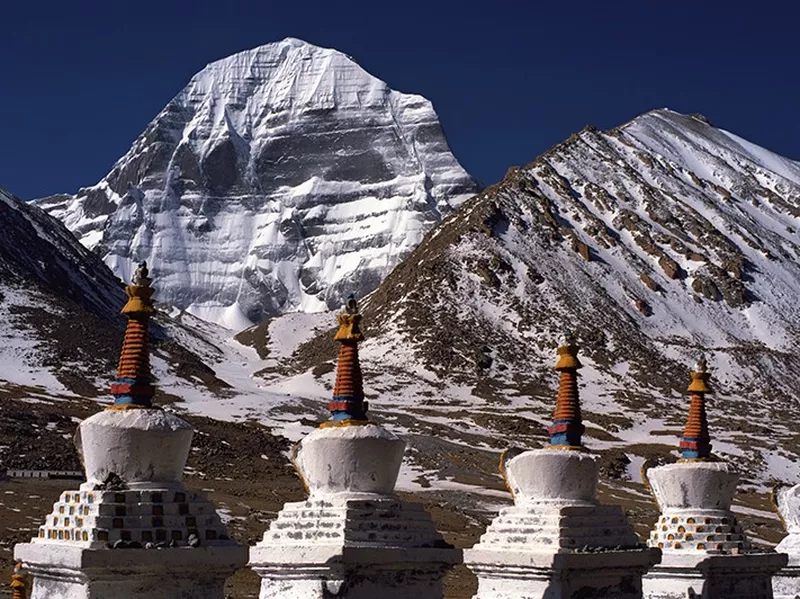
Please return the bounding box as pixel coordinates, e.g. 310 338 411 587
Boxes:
7 107 800 551
37 37 479 330
286 109 800 496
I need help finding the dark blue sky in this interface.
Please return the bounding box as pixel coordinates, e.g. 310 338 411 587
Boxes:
2 0 798 199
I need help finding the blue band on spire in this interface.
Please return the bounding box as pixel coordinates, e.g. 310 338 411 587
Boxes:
111 376 154 407
679 436 712 460
547 419 585 447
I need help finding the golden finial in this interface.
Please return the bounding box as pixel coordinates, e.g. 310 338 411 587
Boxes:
334 295 363 343
121 261 155 316
687 355 712 394
554 330 582 371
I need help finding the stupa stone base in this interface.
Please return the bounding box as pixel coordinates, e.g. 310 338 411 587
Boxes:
14 542 247 599
644 460 788 599
772 560 800 599
27 485 234 547
252 545 457 599
466 549 659 599
648 508 748 553
249 495 461 599
642 552 787 599
464 503 659 599
471 502 641 550
465 449 660 599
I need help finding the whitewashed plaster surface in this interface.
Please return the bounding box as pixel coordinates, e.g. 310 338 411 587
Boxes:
15 408 246 599
250 424 460 599
465 448 659 599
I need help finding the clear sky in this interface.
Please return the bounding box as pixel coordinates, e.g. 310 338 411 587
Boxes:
2 0 798 199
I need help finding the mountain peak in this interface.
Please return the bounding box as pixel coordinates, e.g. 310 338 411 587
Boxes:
200 37 349 73
618 108 705 130
277 36 315 48
182 36 389 113
618 108 800 183
38 41 479 329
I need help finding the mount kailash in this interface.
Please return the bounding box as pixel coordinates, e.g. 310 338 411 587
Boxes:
37 37 479 330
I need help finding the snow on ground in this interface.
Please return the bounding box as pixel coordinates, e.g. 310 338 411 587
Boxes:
266 312 331 361
185 303 254 333
0 288 72 393
395 456 510 511
625 454 647 484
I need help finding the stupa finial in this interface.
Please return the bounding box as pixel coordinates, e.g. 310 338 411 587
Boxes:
121 261 155 315
547 330 585 449
10 561 26 599
109 261 156 410
679 355 713 460
322 294 369 427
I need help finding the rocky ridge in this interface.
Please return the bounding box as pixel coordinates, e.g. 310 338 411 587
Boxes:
290 109 800 493
0 185 226 397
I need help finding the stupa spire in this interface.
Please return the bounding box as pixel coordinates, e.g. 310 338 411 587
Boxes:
109 262 156 410
322 295 369 427
466 333 660 596
252 295 460 596
10 561 26 599
679 356 713 460
642 353 786 597
547 331 585 449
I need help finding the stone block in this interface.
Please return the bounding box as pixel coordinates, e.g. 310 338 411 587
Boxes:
15 543 247 599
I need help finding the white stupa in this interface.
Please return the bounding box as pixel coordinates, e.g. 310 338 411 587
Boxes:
14 263 247 599
464 333 660 598
248 297 461 598
641 358 786 599
774 484 800 598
